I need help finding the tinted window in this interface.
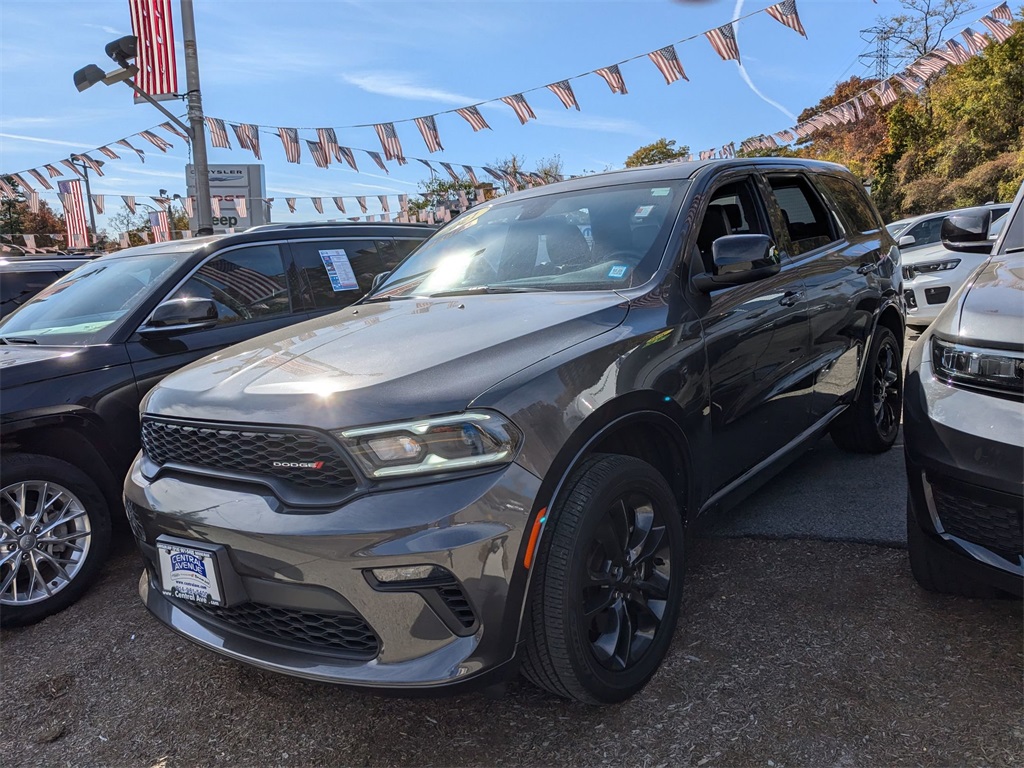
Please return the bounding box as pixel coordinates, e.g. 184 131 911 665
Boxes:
376 238 424 272
905 217 943 246
290 239 383 309
767 175 837 256
0 270 68 317
817 175 881 234
695 178 769 273
171 245 290 325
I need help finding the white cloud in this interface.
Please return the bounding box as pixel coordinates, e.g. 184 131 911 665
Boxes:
83 23 122 35
0 132 93 149
340 71 480 106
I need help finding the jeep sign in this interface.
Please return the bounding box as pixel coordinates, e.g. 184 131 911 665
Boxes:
185 164 269 233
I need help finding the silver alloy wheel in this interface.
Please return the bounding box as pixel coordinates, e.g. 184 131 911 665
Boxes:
0 481 92 605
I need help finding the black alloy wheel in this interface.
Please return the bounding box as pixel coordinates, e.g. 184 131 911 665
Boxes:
872 336 901 438
522 453 685 704
831 325 903 454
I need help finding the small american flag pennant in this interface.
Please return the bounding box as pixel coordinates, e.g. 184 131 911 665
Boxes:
414 115 444 153
374 122 406 163
456 106 490 132
594 64 628 94
546 80 580 111
648 46 687 85
500 93 536 125
705 23 740 62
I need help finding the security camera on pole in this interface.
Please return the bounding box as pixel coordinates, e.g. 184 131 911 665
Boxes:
73 0 214 235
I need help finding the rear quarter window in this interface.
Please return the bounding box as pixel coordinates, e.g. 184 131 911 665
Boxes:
816 175 883 234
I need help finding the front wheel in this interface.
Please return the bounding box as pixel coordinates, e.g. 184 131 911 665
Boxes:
831 325 902 454
0 454 112 628
522 454 685 704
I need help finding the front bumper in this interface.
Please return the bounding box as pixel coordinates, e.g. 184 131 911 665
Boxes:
903 337 1024 595
125 457 543 689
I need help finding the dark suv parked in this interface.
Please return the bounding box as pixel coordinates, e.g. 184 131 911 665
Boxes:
0 222 434 627
126 159 904 704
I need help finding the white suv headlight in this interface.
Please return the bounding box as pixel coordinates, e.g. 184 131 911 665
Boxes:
335 412 522 478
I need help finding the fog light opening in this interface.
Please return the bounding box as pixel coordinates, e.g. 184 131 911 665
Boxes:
369 564 447 583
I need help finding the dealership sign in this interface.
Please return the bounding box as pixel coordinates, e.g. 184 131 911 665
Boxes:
185 164 269 232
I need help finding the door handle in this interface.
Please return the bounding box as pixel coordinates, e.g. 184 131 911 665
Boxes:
857 262 877 275
778 290 804 307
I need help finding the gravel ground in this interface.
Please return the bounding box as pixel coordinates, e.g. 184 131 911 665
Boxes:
2 534 1021 768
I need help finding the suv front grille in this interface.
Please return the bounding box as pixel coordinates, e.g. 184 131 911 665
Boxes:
180 600 379 658
931 478 1023 557
141 418 356 490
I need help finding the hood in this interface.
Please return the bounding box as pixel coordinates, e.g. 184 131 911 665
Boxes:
0 344 124 390
955 254 1024 346
145 292 629 428
902 242 961 266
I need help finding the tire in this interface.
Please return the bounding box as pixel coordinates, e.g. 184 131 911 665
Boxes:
831 325 902 454
907 493 1003 599
521 454 685 704
0 453 112 628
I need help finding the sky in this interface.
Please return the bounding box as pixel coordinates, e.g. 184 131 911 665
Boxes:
0 0 1003 234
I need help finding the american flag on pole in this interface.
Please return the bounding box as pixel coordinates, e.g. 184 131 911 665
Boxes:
705 23 740 62
462 165 479 186
366 150 388 173
872 80 899 106
338 145 358 172
961 27 991 55
235 195 247 218
306 140 330 169
356 196 368 214
648 45 687 85
991 2 1012 22
286 198 296 213
205 118 231 149
333 197 346 213
980 16 1014 43
149 210 171 243
28 169 53 190
440 162 460 182
594 64 628 94
60 160 85 179
456 106 490 131
374 123 406 163
122 195 137 214
547 80 580 110
311 198 324 214
44 164 63 178
116 138 146 162
414 115 444 153
316 128 339 164
278 128 301 163
378 195 390 213
139 129 173 152
765 1 806 38
231 123 262 159
58 180 90 248
181 196 193 217
500 93 537 125
129 0 178 102
91 195 105 214
159 121 190 142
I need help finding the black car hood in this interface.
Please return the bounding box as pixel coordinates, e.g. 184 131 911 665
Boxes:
0 344 122 389
145 292 629 428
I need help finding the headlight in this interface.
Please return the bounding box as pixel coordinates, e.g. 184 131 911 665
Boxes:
913 258 961 276
932 337 1024 395
335 411 522 478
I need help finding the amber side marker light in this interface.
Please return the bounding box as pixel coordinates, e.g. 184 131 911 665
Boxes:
523 508 548 570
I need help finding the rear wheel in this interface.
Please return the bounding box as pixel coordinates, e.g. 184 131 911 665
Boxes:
522 454 684 704
831 325 902 454
0 454 112 628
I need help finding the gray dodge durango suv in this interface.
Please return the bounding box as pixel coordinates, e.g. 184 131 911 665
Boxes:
126 159 905 704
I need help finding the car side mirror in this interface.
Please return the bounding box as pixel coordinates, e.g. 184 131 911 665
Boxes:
370 271 391 292
138 297 218 337
941 209 994 254
898 234 916 247
693 234 780 292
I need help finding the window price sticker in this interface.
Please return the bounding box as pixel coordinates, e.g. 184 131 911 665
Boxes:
318 249 359 292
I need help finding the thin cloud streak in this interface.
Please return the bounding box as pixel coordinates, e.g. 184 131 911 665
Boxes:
733 0 798 124
340 72 480 106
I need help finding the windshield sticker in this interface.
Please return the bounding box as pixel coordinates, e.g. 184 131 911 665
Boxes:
608 265 628 279
651 188 671 197
634 205 655 218
318 249 359 291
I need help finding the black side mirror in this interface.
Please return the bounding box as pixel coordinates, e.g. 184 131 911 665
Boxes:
941 209 993 254
139 297 218 337
370 271 391 292
693 234 780 292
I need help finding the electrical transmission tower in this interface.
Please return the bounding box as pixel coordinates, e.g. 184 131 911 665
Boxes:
860 25 893 80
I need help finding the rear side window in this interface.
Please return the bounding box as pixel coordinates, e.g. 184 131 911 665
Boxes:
767 175 837 256
0 270 67 317
290 239 384 309
816 175 881 234
172 245 291 325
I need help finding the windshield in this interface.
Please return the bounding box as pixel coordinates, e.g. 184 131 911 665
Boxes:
0 252 182 345
988 212 1008 239
371 180 688 299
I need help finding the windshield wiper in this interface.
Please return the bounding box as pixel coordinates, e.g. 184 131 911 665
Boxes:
426 286 554 298
361 294 427 304
0 336 38 344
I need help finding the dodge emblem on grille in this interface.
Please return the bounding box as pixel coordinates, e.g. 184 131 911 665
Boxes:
272 461 325 469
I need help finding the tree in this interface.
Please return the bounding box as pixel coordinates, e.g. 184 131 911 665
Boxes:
879 0 975 60
0 175 66 250
407 175 476 215
624 139 690 168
